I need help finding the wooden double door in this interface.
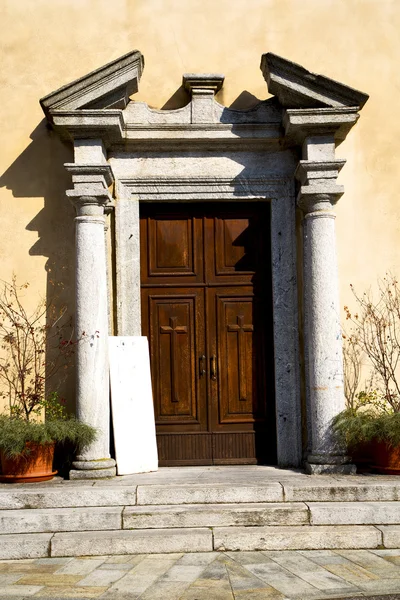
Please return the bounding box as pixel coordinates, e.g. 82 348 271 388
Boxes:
140 202 276 466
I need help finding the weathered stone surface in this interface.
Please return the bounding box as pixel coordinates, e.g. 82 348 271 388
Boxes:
0 507 122 534
271 190 302 469
136 483 283 505
213 525 382 551
51 528 212 557
0 533 52 560
376 526 400 548
283 482 400 502
40 50 144 119
115 198 141 337
261 52 369 109
310 502 400 525
0 486 137 509
305 463 357 475
69 467 116 480
124 502 308 529
71 459 116 470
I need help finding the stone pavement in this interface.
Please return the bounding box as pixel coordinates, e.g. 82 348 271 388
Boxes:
2 549 400 600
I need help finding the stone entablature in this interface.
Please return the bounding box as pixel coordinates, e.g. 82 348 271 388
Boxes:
41 50 368 477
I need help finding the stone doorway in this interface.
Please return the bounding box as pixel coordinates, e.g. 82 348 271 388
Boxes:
40 50 368 477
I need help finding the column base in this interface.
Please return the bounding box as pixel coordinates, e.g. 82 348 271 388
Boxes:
305 453 356 474
69 459 116 480
305 462 356 475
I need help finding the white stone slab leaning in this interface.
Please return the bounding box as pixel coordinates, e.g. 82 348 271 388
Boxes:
109 336 158 474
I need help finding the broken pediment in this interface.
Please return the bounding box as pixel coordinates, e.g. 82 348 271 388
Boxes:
39 49 368 150
40 50 144 121
260 53 368 109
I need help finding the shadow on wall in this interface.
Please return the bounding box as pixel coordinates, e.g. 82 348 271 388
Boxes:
160 87 262 111
0 119 77 413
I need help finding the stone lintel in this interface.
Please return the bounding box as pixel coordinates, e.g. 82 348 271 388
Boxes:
183 73 224 95
40 50 144 121
283 107 360 145
261 52 369 109
51 111 283 150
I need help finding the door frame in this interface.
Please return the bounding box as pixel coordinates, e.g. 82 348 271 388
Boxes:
114 174 301 468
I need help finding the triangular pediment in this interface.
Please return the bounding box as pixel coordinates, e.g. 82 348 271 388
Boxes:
40 50 144 121
261 53 368 109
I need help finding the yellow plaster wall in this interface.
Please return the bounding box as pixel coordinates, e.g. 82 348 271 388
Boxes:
0 0 399 402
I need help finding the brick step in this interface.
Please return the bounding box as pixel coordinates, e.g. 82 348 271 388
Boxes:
1 524 399 559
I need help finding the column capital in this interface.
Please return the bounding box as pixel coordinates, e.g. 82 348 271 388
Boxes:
296 159 345 213
296 158 345 213
65 163 114 216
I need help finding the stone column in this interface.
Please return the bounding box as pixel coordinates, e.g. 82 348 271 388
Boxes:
296 135 355 474
65 142 116 478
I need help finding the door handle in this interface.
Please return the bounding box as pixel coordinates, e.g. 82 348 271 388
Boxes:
210 355 217 381
199 355 206 377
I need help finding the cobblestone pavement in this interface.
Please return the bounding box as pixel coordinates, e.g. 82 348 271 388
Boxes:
1 549 400 599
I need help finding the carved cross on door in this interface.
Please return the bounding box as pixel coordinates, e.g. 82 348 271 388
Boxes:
227 314 253 402
160 316 188 403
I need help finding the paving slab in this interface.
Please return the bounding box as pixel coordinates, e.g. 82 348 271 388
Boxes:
0 551 400 599
335 549 400 578
263 550 359 594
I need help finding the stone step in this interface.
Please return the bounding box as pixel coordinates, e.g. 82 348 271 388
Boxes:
0 506 123 534
0 486 137 509
1 480 400 509
136 483 284 504
213 524 384 552
309 501 400 525
2 501 400 536
3 524 398 559
123 502 309 529
51 528 213 557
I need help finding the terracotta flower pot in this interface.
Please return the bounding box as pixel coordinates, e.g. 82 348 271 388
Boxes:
371 441 400 475
0 442 57 483
350 441 374 473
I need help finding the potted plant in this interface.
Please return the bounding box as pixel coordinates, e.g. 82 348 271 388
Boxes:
0 277 96 482
336 274 400 474
333 401 400 475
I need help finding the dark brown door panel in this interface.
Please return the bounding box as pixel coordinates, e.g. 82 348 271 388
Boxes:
141 288 206 432
140 202 275 465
